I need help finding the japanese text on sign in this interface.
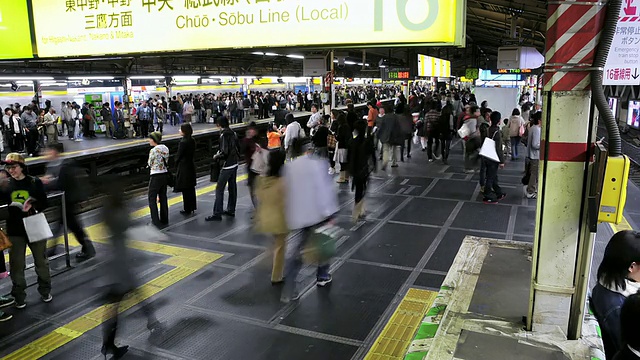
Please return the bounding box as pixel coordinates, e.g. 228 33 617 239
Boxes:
31 0 466 58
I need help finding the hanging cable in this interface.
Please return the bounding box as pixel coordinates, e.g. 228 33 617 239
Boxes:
592 0 623 156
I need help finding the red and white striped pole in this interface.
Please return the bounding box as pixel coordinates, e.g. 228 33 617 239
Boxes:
527 0 607 338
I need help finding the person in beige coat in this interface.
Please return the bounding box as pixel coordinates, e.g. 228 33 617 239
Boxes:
255 150 288 284
43 108 59 145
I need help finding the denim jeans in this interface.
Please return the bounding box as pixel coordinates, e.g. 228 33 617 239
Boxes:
483 159 503 201
214 167 237 216
510 136 521 159
282 226 330 298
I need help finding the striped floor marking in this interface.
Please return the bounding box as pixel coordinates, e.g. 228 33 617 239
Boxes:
0 176 256 359
364 288 437 360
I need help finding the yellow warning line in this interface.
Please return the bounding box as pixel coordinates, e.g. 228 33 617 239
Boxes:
0 175 255 359
364 288 438 360
609 215 634 233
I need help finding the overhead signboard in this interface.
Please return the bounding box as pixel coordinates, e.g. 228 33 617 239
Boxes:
383 68 412 81
31 0 466 58
497 69 533 74
418 55 451 78
604 0 640 85
0 1 34 60
465 68 479 80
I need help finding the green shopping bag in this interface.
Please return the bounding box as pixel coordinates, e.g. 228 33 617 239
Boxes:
302 224 342 264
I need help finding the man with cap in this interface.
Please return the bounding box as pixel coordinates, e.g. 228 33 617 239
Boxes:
0 153 52 308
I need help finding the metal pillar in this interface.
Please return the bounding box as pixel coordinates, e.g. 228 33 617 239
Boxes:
527 0 607 338
33 81 42 108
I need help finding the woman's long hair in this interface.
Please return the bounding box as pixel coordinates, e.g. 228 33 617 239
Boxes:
598 231 640 290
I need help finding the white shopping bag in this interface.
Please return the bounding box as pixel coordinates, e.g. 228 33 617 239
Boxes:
23 213 54 243
479 132 501 162
457 123 473 138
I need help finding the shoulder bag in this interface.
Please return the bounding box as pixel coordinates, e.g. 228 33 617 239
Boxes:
0 228 12 251
162 158 175 188
479 131 501 163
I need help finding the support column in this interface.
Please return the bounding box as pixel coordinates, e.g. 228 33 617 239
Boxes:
528 0 607 337
33 80 42 108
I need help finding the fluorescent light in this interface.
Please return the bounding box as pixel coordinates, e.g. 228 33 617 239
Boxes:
286 54 305 59
252 52 264 55
344 61 357 65
0 76 54 81
16 81 35 85
68 76 115 80
173 75 200 79
264 52 279 56
130 76 163 80
379 65 387 68
333 59 339 63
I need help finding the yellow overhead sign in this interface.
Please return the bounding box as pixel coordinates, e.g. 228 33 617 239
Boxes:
418 54 451 78
0 1 33 60
31 0 465 58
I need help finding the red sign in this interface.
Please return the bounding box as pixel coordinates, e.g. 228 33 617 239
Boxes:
624 0 637 16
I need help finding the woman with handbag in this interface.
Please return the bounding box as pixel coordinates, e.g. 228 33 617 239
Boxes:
147 132 170 228
174 124 197 215
0 153 51 309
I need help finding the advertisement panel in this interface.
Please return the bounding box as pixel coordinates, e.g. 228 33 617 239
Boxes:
418 54 451 77
628 100 640 129
32 0 466 58
0 1 33 60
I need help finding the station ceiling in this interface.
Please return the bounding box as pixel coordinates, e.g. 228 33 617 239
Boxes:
0 0 547 78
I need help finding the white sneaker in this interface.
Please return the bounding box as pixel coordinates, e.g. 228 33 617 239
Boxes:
328 168 335 175
526 192 537 199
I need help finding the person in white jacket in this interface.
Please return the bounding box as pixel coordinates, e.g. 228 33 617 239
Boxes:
281 137 339 303
283 113 303 160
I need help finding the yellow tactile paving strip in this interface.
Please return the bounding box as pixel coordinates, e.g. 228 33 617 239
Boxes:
610 215 634 233
364 288 438 360
0 176 253 360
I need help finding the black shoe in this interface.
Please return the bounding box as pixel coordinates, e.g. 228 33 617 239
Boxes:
180 210 193 216
483 198 499 204
443 159 448 165
76 251 95 260
497 193 507 201
0 311 12 322
101 344 129 359
0 296 15 309
223 211 235 217
407 154 411 159
205 215 222 221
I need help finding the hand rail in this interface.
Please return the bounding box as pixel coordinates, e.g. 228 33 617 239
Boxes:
0 191 72 277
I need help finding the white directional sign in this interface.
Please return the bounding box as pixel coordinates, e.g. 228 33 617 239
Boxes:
604 0 640 85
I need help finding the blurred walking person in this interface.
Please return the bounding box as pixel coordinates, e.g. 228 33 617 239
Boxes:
349 120 376 222
255 151 288 284
281 138 339 303
100 179 160 359
41 145 95 259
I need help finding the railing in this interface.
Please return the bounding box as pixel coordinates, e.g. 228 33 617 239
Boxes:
0 192 72 281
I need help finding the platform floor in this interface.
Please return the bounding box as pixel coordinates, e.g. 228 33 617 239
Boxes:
2 134 631 360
